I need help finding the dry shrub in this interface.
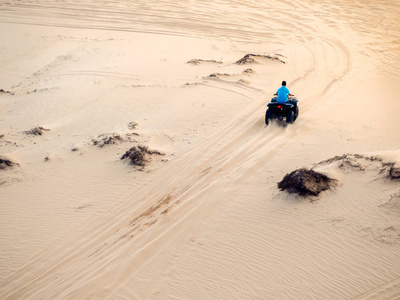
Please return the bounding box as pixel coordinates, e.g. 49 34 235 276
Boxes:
0 157 19 170
128 121 138 130
187 59 223 65
24 127 50 135
389 167 400 180
0 89 14 95
92 133 123 147
121 145 164 167
242 68 256 74
316 153 398 180
235 54 286 65
207 73 230 78
278 168 337 196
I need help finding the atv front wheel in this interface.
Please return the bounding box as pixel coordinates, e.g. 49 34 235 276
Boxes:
293 106 299 122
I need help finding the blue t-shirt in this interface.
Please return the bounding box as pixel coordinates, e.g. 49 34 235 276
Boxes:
276 86 290 103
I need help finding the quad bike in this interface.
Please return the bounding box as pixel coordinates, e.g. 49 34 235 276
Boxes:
265 95 299 125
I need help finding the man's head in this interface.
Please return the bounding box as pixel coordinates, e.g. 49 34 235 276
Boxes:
282 81 287 86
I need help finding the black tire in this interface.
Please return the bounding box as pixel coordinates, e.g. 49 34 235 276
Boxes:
294 106 299 122
286 110 293 124
265 109 272 125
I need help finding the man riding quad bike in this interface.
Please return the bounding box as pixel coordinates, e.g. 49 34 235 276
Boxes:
265 95 299 125
265 81 299 125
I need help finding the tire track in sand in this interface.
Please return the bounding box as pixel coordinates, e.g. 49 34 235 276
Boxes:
0 87 298 299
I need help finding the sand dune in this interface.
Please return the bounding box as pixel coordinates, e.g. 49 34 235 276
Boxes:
1 0 400 299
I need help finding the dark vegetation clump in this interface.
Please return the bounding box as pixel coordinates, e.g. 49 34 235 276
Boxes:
0 157 19 170
127 121 138 130
316 153 398 179
235 54 257 65
24 127 50 135
207 73 230 78
0 89 14 95
92 133 123 147
121 145 164 167
278 168 337 196
389 167 400 180
235 54 286 65
242 68 256 74
92 132 138 148
187 59 223 65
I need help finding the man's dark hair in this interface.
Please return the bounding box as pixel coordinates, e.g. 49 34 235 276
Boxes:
282 81 286 86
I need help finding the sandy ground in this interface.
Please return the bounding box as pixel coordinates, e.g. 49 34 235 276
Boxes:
1 0 400 299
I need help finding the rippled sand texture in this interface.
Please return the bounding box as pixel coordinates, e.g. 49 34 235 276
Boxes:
1 0 400 299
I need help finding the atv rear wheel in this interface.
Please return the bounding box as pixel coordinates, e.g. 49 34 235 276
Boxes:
265 109 272 125
286 110 293 124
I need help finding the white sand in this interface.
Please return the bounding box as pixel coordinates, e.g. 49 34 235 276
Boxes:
1 1 400 299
